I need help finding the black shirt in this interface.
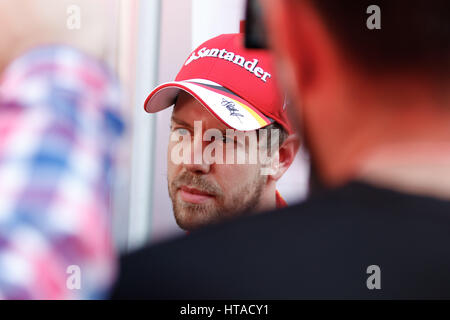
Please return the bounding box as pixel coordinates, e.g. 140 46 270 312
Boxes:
112 181 450 299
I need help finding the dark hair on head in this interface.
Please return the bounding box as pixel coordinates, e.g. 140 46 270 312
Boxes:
309 0 450 77
258 122 289 148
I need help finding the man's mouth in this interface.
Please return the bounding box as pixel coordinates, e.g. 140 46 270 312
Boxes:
178 186 215 204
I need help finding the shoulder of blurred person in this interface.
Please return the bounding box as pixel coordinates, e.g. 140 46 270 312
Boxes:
112 181 450 299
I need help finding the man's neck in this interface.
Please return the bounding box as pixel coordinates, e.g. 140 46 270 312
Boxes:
357 141 450 200
315 77 450 196
255 183 277 213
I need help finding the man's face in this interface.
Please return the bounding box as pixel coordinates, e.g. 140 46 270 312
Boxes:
167 92 267 230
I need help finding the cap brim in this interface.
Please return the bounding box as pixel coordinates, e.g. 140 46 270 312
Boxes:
144 79 274 131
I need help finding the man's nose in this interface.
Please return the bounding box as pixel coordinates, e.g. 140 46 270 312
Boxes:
184 133 211 174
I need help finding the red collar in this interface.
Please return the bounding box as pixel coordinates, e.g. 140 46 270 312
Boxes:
276 190 288 208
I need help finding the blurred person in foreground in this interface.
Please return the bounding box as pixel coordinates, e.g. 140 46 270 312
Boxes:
0 0 123 299
112 0 450 299
144 33 299 231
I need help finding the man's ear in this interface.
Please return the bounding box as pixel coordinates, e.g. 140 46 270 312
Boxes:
268 134 301 182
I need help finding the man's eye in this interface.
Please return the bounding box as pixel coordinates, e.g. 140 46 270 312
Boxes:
174 128 189 135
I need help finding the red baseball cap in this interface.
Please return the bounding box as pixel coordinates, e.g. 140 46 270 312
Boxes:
144 33 292 133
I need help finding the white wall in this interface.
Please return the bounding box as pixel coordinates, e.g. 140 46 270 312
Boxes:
125 0 162 250
149 0 194 242
191 0 246 48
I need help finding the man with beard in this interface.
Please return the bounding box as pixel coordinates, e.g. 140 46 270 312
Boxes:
143 33 299 231
113 0 450 299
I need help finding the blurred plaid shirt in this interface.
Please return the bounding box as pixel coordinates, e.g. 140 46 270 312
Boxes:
0 46 124 299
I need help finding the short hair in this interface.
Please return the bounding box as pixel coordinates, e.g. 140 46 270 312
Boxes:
258 122 289 149
308 0 450 77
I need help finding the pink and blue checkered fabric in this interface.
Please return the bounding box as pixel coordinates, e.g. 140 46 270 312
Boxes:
0 46 124 299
